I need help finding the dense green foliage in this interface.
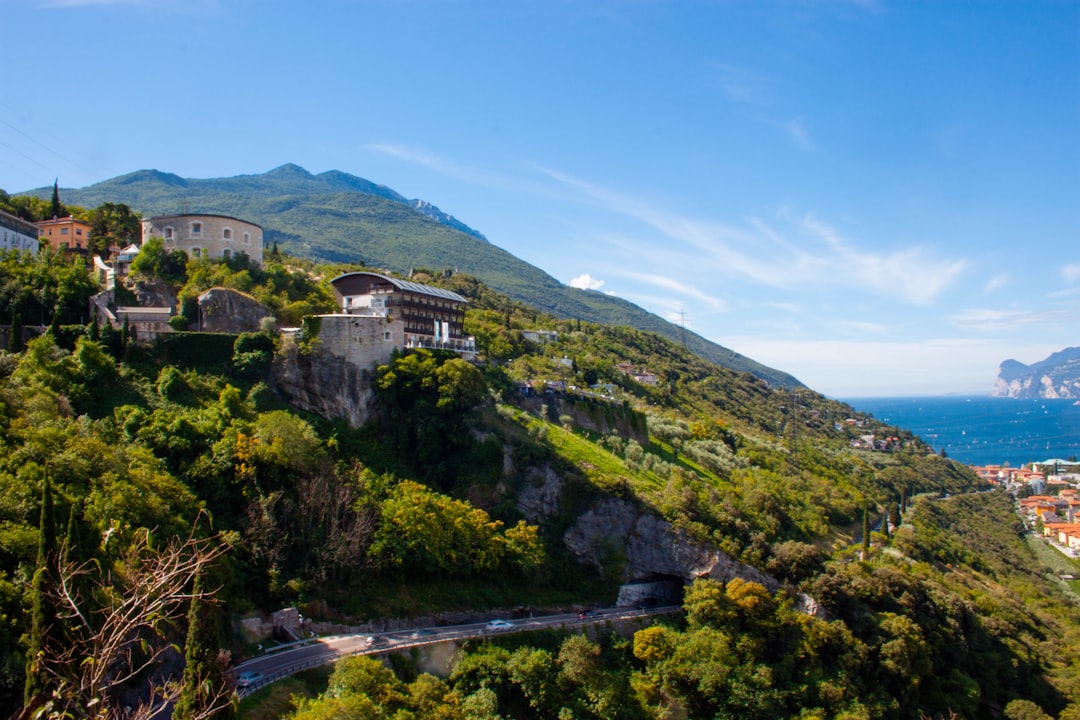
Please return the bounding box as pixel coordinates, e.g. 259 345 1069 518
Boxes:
280 492 1080 720
0 247 1074 719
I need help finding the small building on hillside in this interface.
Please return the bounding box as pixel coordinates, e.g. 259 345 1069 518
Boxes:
330 271 475 358
36 215 91 253
1 210 39 254
141 213 264 265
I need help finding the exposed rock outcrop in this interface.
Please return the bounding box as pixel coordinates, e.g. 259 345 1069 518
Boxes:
563 497 778 591
992 347 1080 398
198 287 273 334
272 338 376 427
132 281 177 309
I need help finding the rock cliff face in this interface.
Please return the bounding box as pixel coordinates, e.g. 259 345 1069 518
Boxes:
562 498 778 591
992 347 1080 398
198 287 272 333
272 338 377 427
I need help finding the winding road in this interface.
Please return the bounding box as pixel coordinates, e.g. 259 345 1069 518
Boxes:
234 605 680 698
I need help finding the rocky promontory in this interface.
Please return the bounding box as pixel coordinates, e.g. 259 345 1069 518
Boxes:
993 346 1080 398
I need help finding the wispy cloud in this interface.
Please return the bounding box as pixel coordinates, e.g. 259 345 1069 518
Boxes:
369 142 548 197
569 273 605 291
1064 263 1080 283
540 168 966 305
948 307 1062 332
712 64 769 105
784 117 815 151
614 270 730 313
983 273 1010 293
713 336 1046 397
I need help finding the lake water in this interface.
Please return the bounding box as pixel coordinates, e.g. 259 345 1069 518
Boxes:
842 396 1080 467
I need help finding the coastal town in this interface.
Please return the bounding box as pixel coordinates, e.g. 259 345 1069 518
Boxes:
972 460 1080 558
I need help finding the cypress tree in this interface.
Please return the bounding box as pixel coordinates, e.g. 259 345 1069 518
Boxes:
24 473 58 706
9 312 22 353
861 505 871 552
175 570 232 719
889 501 902 529
50 180 62 219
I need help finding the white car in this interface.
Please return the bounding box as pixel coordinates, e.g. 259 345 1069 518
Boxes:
235 671 262 688
485 619 513 632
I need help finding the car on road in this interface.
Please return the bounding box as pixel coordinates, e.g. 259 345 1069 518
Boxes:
235 671 262 688
410 628 436 640
365 635 387 647
578 609 598 619
485 619 514 632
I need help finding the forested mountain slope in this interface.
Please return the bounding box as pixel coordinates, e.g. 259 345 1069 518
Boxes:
0 226 1077 718
22 166 802 388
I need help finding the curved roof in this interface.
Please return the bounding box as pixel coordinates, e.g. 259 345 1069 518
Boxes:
330 271 467 303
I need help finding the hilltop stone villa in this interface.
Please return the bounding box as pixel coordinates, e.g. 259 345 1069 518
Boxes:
141 213 264 265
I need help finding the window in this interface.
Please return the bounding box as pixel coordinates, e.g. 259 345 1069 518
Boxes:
223 228 232 240
191 247 202 258
243 232 251 245
61 227 69 235
223 249 232 259
191 222 202 236
76 229 83 236
164 227 174 240
384 331 392 341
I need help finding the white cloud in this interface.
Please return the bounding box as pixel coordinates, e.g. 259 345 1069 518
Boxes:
715 336 1062 398
784 117 815 151
1064 263 1080 283
613 270 729 313
540 168 968 306
569 273 605 291
948 307 1062 332
983 273 1010 293
712 64 769 105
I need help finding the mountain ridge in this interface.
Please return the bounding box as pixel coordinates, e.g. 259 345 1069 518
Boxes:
993 346 1080 398
22 165 803 389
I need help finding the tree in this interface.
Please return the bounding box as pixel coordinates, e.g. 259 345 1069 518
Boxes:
87 203 140 257
174 569 233 720
889 502 901 530
23 473 59 707
18 523 228 719
1003 699 1053 720
49 180 61 219
862 505 871 552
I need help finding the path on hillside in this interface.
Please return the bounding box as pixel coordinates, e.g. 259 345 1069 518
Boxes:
234 605 680 698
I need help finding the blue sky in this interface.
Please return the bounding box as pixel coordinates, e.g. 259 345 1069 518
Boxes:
2 0 1078 397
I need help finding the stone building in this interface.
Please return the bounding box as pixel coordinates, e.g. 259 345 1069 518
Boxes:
141 213 263 265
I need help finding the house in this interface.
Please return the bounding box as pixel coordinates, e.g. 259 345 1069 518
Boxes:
523 329 559 344
1 210 39 254
36 215 91 253
115 243 141 275
329 271 476 359
141 213 264 265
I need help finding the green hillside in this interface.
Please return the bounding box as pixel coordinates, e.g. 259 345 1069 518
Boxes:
24 165 803 389
0 247 1077 719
